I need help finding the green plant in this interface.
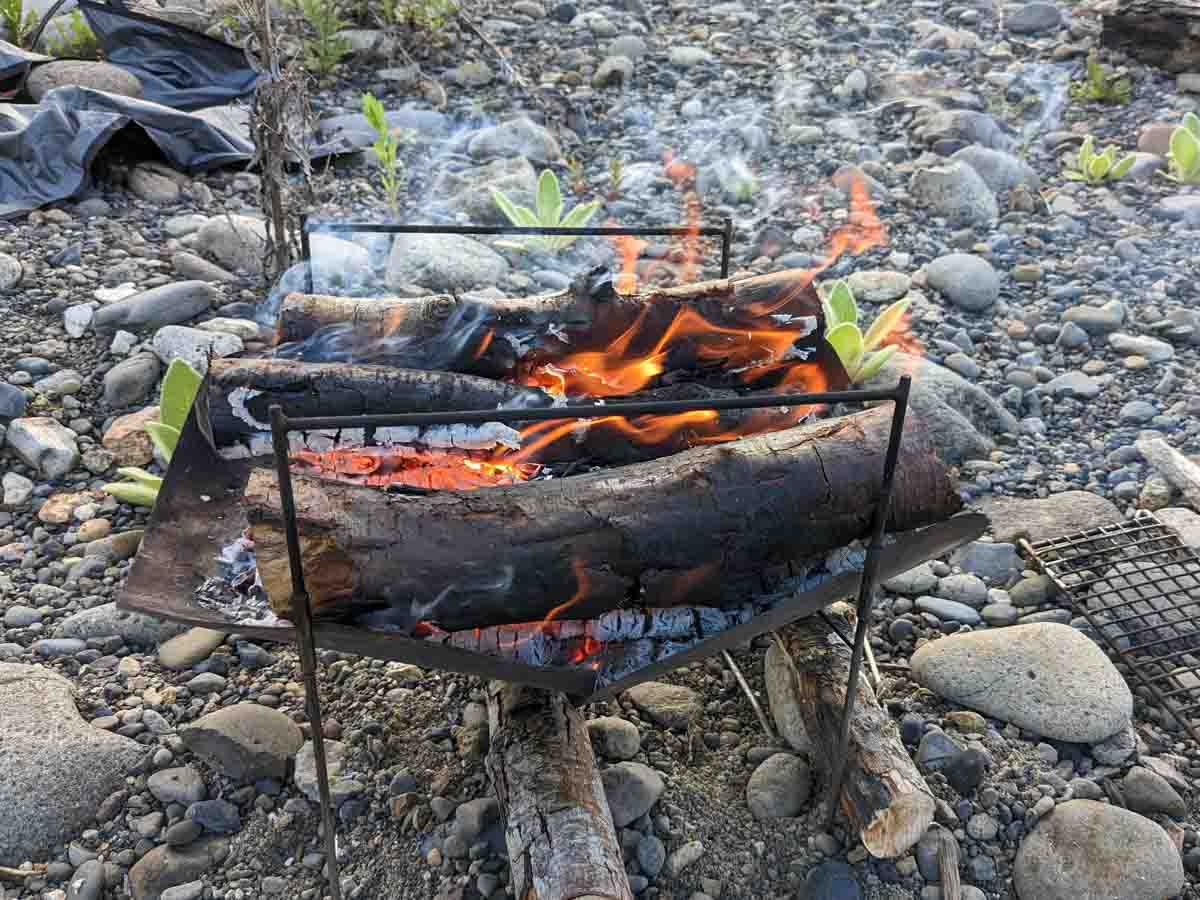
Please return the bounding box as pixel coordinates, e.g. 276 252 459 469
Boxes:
1165 112 1200 184
102 360 202 508
821 280 911 384
289 0 351 75
44 10 99 59
1064 135 1135 185
1 0 37 47
1070 51 1131 105
607 157 626 199
491 169 602 252
362 92 405 215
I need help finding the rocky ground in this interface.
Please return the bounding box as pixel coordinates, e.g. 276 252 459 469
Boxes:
2 0 1200 898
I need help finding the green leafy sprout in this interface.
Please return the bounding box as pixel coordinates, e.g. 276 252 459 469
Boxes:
362 92 407 215
491 169 602 253
0 0 37 47
1165 112 1200 184
1070 51 1131 106
102 360 202 508
289 0 351 75
45 9 99 58
822 280 912 384
1065 135 1136 186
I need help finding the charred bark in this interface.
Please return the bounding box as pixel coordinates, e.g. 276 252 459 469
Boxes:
243 408 961 629
1092 0 1200 71
200 358 553 442
781 606 935 858
485 683 633 900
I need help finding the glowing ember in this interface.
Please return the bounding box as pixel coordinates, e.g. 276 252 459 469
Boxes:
290 447 537 491
569 636 603 666
540 558 591 629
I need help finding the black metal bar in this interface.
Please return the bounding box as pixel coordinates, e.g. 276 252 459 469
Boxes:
276 388 903 433
299 213 314 295
302 223 730 238
825 375 912 830
269 405 343 900
720 217 734 279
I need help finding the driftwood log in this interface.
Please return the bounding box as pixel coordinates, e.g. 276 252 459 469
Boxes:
272 268 843 386
1090 0 1200 71
1137 437 1200 510
781 607 935 858
200 358 553 442
485 683 633 900
243 407 961 630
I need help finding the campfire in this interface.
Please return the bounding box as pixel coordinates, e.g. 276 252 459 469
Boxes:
119 175 987 900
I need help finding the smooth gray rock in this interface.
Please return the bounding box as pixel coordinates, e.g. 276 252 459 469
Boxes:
937 572 991 606
437 156 537 225
195 216 267 275
0 663 146 865
925 253 1001 311
1063 300 1125 336
911 623 1132 742
977 492 1121 544
593 54 635 87
910 163 998 227
151 326 242 375
104 354 162 407
26 61 142 101
128 838 228 900
1108 332 1174 363
1158 507 1200 549
764 641 812 752
467 117 561 164
1009 575 1055 607
746 753 811 819
626 681 701 729
452 797 498 841
636 834 666 877
385 233 508 293
158 628 225 670
0 252 22 289
7 417 79 478
952 543 1021 585
160 882 205 900
1091 724 1137 766
180 704 302 782
172 251 238 284
66 859 104 900
148 767 207 806
34 638 86 657
33 369 82 398
2 471 33 507
601 762 664 827
883 561 938 594
1121 766 1187 818
93 282 217 332
185 799 240 833
1014 800 1183 900
294 740 362 806
586 716 641 760
1045 370 1102 399
916 596 982 625
60 602 186 646
1006 1 1063 33
950 145 1041 193
864 353 1018 464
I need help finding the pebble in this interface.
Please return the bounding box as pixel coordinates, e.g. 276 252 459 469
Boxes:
924 253 1000 311
746 753 810 819
665 840 704 877
915 596 982 625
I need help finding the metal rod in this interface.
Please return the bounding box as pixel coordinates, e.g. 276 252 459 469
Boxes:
269 405 343 900
275 387 904 433
722 649 778 744
302 223 731 238
824 375 912 830
299 212 314 294
720 217 734 279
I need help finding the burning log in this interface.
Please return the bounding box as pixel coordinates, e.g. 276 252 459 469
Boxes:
243 407 961 630
200 358 553 444
272 267 842 387
485 683 633 900
780 606 935 858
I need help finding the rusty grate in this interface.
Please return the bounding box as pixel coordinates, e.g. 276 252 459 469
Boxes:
1022 511 1200 743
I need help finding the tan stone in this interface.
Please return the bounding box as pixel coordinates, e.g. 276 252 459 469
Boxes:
37 490 101 525
1137 122 1175 157
77 519 112 542
102 406 160 466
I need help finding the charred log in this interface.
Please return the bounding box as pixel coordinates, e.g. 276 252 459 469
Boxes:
243 408 961 630
1092 0 1200 72
485 683 633 900
781 606 935 858
200 358 553 443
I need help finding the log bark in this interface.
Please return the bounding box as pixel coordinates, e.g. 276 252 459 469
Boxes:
937 827 962 900
243 407 961 629
200 358 553 443
485 683 633 900
1091 0 1200 72
1136 437 1200 510
781 606 935 858
272 268 842 385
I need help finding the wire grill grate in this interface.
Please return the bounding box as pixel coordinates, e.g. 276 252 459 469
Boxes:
1022 511 1200 743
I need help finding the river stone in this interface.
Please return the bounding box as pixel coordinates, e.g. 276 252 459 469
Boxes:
180 703 303 782
601 761 664 827
803 862 861 899
0 252 22 290
467 117 561 164
626 681 701 729
0 663 146 865
158 628 226 670
7 417 80 478
950 145 1041 193
103 354 162 407
151 326 242 375
128 838 228 900
93 282 217 332
148 767 206 806
586 716 641 760
437 156 538 225
1006 1 1063 33
916 596 982 625
26 61 143 101
883 561 938 594
1013 800 1183 900
925 253 1000 311
1108 332 1175 363
977 491 1120 544
294 740 362 806
385 233 508 293
308 233 371 294
864 353 1017 464
194 216 268 275
1158 507 1200 549
910 623 1132 742
60 602 187 646
746 753 811 819
1122 766 1187 818
951 543 1021 585
909 162 998 227
764 641 811 752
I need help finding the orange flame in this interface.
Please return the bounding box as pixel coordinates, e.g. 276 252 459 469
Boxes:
569 636 602 666
540 558 591 630
290 447 536 491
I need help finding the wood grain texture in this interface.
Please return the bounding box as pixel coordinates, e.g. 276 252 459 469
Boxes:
1091 0 1200 71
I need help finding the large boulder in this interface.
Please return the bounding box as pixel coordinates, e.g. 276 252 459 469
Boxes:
59 602 187 646
976 491 1121 544
0 663 147 864
1013 800 1184 900
910 623 1132 743
863 353 1018 465
26 61 143 101
180 704 303 782
385 233 508 293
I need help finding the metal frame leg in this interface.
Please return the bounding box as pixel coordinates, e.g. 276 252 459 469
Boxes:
824 376 912 830
270 405 343 900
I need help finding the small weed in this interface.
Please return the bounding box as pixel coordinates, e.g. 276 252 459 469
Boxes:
1 0 38 48
1165 112 1200 184
1070 51 1131 105
492 169 601 253
288 0 351 75
607 158 625 199
361 92 408 215
821 280 911 384
44 10 100 59
1064 135 1135 185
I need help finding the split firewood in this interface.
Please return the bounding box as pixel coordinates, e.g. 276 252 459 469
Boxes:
485 683 633 900
780 605 936 858
938 826 962 900
1136 437 1200 511
272 267 840 383
243 407 961 630
1088 0 1200 72
200 358 554 443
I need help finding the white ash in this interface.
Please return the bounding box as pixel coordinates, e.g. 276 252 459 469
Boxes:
218 422 522 460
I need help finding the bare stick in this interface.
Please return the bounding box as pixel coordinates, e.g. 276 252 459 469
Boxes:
0 865 44 881
1137 437 1200 511
722 649 779 743
938 826 962 900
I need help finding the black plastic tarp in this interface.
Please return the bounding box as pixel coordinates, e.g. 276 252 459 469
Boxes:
0 85 254 217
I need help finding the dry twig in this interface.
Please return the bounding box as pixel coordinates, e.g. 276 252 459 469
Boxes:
722 649 779 743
